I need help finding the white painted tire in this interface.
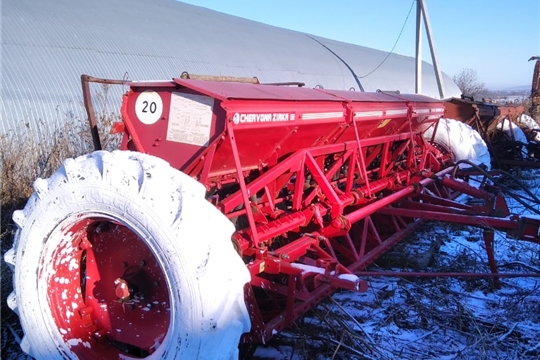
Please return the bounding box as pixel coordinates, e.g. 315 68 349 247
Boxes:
497 120 528 144
4 150 251 359
517 114 540 142
424 118 491 170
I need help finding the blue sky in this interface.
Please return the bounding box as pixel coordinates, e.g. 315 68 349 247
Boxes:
180 0 539 90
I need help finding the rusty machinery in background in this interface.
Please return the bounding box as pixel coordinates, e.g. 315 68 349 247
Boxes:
443 58 540 170
444 97 539 169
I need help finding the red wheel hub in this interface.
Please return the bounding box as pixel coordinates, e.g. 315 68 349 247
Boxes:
45 217 170 358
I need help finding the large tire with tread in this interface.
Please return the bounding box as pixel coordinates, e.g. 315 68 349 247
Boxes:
424 118 491 169
4 150 251 359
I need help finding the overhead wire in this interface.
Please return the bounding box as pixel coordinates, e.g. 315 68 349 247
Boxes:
359 0 416 79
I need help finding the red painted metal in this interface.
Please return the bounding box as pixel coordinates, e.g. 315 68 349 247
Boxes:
79 75 540 347
482 229 501 288
47 217 170 358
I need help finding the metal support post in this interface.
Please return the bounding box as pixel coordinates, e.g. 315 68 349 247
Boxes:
415 1 423 94
416 0 445 98
483 229 501 289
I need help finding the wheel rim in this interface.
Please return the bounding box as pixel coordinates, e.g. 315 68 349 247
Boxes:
42 215 171 358
429 140 452 157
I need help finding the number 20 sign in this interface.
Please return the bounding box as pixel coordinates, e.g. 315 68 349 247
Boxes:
135 90 163 125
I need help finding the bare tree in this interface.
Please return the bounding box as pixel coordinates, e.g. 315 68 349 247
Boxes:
452 68 488 97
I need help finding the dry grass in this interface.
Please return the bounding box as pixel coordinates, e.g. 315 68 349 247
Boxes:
0 108 121 237
0 123 88 359
0 86 121 358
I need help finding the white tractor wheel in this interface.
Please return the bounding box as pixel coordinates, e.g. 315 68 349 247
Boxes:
424 118 491 170
517 113 540 142
4 150 251 359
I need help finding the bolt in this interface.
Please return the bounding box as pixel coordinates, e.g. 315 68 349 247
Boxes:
139 260 146 267
114 278 130 301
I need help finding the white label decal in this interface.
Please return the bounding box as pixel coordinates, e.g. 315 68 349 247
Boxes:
135 90 163 125
167 92 213 146
302 112 343 120
354 111 383 118
385 109 408 116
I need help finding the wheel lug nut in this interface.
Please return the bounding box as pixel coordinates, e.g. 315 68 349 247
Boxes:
114 278 130 300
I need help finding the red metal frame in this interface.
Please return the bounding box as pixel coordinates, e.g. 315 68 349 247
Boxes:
81 76 540 346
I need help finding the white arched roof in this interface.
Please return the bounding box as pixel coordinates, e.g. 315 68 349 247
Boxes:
1 0 461 135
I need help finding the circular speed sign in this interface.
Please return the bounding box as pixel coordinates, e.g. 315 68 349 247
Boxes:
135 90 163 125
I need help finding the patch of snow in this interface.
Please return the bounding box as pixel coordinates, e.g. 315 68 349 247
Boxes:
337 273 359 282
65 309 74 319
68 258 78 271
290 263 326 275
253 345 296 359
66 338 82 347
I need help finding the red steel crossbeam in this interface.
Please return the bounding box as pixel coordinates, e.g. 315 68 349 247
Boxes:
218 132 437 216
225 134 429 249
378 206 511 230
377 205 540 244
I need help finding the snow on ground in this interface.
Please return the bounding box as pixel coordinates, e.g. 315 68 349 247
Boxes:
253 168 540 360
